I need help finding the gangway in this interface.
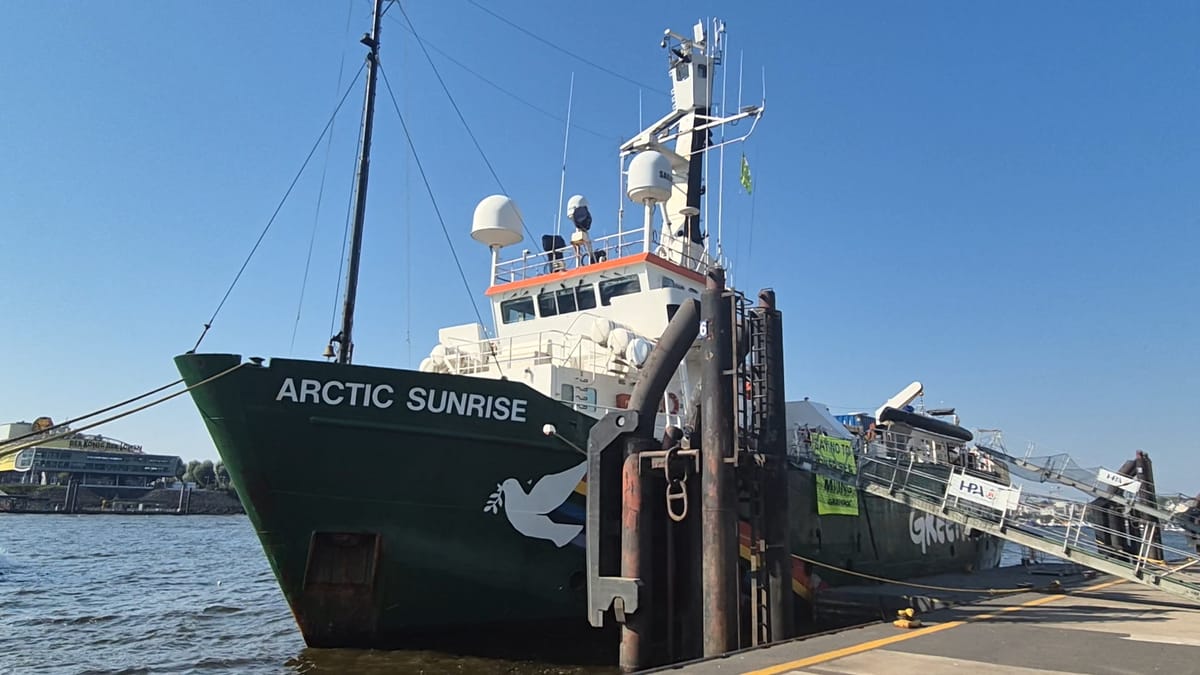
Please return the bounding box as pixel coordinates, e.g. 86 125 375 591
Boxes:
974 444 1200 538
795 430 1200 604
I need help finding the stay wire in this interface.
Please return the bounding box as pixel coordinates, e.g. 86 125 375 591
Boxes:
789 552 1031 595
378 63 504 376
190 61 367 353
384 14 616 143
464 0 665 96
396 3 537 245
329 143 359 339
0 363 248 462
0 378 185 449
291 0 357 355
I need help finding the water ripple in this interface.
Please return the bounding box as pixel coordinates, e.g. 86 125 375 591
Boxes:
0 514 618 674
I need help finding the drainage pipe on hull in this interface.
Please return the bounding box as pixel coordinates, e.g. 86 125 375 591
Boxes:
628 298 701 437
620 452 651 672
756 289 795 641
700 268 737 656
619 296 700 672
1090 459 1137 560
1135 451 1165 562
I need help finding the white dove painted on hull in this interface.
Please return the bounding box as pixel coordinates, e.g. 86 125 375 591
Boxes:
484 461 587 547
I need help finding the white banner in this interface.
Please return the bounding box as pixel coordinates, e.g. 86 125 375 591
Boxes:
1096 468 1141 496
947 470 1021 514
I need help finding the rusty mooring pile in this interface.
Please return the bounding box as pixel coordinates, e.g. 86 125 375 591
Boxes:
585 268 795 672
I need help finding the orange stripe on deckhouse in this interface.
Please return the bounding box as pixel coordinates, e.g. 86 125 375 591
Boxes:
485 252 706 297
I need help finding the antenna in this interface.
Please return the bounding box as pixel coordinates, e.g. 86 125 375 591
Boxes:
716 26 729 260
638 88 643 132
553 72 575 239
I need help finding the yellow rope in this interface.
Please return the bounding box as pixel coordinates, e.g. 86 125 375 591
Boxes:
790 552 1035 595
0 362 247 462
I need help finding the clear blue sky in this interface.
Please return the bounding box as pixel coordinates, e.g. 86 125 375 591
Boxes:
2 2 1196 491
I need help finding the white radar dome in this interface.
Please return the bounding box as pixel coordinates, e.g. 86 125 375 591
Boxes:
566 194 589 218
471 195 524 248
626 151 673 204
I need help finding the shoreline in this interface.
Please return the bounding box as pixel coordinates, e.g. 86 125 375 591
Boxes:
0 484 245 516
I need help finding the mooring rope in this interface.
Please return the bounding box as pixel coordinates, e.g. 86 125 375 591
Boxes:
789 552 1035 595
0 362 248 462
0 378 184 447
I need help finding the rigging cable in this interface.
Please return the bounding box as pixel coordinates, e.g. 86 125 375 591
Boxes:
789 552 1035 595
378 63 505 377
402 10 413 366
396 3 537 246
0 363 248 462
384 14 616 142
553 73 575 240
464 0 666 96
328 140 360 341
291 0 357 355
0 378 185 449
189 61 367 353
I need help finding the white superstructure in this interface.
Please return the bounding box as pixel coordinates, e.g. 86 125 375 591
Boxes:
418 19 763 430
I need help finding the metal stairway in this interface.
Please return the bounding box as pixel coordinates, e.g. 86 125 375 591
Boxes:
739 294 774 646
799 434 1200 603
975 444 1200 539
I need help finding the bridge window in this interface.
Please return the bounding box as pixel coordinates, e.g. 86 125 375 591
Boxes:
599 275 641 306
500 297 535 324
577 285 597 310
537 284 596 317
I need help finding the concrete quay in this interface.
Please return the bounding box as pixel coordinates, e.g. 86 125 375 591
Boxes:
651 564 1200 675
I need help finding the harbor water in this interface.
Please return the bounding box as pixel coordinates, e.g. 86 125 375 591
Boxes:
0 515 612 675
1 515 1188 674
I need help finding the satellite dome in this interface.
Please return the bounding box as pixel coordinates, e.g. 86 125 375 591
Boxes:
626 151 673 204
471 195 524 248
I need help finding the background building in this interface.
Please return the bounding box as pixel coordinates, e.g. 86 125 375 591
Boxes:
0 417 183 494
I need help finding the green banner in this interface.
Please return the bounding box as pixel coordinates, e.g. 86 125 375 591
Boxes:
812 434 856 475
816 475 860 516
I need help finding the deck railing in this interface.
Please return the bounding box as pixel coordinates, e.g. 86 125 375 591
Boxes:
491 227 713 285
435 325 612 376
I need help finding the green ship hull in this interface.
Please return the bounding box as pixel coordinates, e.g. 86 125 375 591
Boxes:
176 352 1002 649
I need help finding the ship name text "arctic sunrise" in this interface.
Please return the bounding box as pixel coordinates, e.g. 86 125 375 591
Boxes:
274 378 528 422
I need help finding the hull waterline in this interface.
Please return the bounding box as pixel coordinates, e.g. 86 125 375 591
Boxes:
176 353 1001 652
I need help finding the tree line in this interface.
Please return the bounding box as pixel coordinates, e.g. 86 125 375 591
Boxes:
175 459 232 490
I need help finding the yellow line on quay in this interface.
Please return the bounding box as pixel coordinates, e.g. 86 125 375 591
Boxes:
740 579 1127 675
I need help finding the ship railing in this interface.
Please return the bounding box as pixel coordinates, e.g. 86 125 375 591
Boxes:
491 227 713 285
435 327 613 376
550 390 691 430
873 450 1200 571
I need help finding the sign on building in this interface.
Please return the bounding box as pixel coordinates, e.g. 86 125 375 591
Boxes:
1096 468 1141 496
811 434 856 475
816 475 859 516
946 470 1021 514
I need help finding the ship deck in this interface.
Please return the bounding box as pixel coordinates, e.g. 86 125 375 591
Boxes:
649 563 1200 674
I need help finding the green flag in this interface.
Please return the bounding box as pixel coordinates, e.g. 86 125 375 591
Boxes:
739 153 753 194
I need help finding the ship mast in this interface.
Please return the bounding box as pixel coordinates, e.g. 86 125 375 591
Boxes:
333 0 384 364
